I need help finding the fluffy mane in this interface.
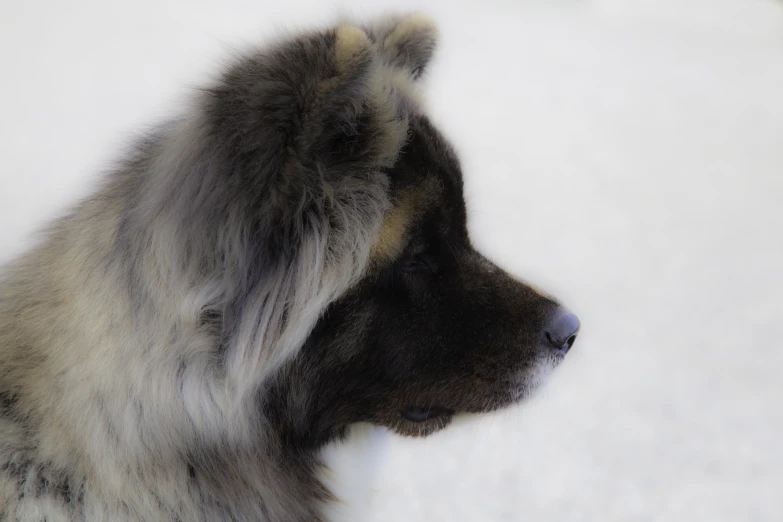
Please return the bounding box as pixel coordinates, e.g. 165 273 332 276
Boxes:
0 15 438 520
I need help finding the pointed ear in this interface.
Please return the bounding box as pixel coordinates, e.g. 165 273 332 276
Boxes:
370 14 439 79
303 23 410 171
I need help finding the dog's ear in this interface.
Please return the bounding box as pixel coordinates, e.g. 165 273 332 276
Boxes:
367 14 439 79
203 22 408 225
298 23 410 172
186 23 412 387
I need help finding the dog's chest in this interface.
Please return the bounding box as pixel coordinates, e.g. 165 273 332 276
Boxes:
317 424 389 522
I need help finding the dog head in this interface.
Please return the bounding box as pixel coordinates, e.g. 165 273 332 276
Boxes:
218 15 582 444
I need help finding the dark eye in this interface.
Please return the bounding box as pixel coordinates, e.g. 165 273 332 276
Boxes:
398 253 437 274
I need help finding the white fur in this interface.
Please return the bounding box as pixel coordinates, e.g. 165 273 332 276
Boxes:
318 424 390 522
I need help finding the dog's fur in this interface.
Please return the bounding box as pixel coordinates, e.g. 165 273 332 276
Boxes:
0 14 575 521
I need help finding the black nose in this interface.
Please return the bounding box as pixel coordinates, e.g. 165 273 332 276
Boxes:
544 307 580 353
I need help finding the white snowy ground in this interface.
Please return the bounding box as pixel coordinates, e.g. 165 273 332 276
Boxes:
2 0 782 520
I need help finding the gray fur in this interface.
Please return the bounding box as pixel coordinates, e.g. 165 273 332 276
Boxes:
0 15 433 521
1 12 579 522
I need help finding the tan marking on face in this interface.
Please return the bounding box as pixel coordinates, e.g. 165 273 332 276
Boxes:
370 193 417 263
370 179 441 266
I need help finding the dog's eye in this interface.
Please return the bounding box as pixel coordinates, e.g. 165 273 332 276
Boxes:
398 253 437 274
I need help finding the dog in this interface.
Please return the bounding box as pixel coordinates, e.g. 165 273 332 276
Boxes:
0 13 580 521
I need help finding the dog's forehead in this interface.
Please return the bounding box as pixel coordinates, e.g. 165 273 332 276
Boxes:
402 117 467 232
397 117 462 192
368 117 465 264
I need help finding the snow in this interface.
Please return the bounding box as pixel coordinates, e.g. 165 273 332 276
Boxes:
2 0 782 520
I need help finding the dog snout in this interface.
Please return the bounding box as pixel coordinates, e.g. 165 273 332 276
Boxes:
543 307 580 354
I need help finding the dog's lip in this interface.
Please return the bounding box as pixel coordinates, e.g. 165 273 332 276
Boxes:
402 405 453 422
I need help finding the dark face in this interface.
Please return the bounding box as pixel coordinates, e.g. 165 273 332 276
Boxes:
266 116 579 447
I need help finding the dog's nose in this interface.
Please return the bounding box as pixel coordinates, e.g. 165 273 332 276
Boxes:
544 307 580 353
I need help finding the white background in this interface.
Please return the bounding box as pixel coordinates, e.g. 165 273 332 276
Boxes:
2 0 782 520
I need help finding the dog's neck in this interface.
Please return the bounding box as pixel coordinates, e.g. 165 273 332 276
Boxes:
261 369 390 521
